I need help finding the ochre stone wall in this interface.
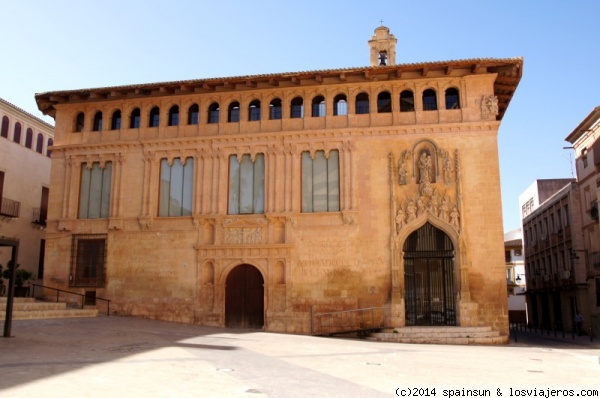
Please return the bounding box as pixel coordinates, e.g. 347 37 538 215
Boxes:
39 65 515 339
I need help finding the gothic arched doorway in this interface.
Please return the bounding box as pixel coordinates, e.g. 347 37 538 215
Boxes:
225 264 264 329
403 222 456 326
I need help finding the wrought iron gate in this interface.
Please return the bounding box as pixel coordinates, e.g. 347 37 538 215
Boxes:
404 223 456 326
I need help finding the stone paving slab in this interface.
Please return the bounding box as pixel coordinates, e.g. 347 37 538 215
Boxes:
0 317 599 397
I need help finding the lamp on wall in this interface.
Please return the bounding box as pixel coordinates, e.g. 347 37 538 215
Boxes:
516 275 522 282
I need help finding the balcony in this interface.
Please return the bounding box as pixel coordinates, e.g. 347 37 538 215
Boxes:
0 197 21 219
32 207 47 228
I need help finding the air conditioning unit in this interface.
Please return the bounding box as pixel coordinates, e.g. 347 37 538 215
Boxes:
561 271 570 280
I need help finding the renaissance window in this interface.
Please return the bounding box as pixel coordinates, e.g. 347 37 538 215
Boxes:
445 88 460 109
377 91 392 113
249 100 261 121
79 162 112 219
130 108 141 128
111 110 121 130
93 111 103 131
159 157 194 217
333 94 348 116
168 105 179 126
149 107 160 127
400 90 415 112
269 98 282 120
228 102 240 122
208 103 220 123
312 96 325 117
71 235 106 287
47 138 53 157
301 150 340 213
75 112 85 132
228 154 264 215
291 97 304 118
423 89 437 111
355 93 369 114
188 104 199 125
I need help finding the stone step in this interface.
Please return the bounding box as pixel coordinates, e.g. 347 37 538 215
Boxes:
0 297 36 303
376 327 500 339
0 296 98 320
368 326 506 345
0 308 98 320
368 334 508 345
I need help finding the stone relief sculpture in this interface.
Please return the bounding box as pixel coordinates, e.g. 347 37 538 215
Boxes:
392 143 461 234
395 207 405 233
479 95 499 119
397 150 411 185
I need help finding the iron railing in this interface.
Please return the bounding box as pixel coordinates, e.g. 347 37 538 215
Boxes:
0 197 20 218
311 306 385 336
31 207 47 226
31 283 111 316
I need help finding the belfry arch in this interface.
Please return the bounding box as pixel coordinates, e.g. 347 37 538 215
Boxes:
403 222 456 326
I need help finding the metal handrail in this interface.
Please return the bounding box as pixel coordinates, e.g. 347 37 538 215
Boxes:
31 283 110 316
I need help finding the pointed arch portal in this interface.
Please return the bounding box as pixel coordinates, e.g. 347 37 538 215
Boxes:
403 222 456 326
225 264 264 329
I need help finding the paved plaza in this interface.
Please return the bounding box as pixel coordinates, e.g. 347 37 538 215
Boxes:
1 316 598 397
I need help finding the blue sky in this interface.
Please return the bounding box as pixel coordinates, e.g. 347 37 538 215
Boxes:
2 0 599 233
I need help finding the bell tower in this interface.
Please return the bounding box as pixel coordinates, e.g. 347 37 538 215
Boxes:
369 25 397 66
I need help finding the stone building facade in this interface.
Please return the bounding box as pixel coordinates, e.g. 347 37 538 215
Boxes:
565 107 600 336
35 27 522 339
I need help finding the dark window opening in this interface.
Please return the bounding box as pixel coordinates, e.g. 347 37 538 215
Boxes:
355 93 369 114
423 89 437 111
400 90 415 112
71 236 106 287
1 116 8 138
228 102 240 123
25 128 33 148
377 91 392 113
47 138 53 157
378 50 388 66
13 122 22 143
75 112 85 132
208 103 220 124
333 94 347 116
249 100 261 121
291 97 304 118
149 107 160 127
111 110 121 130
445 87 460 109
168 105 179 126
93 111 103 131
312 96 325 117
188 104 199 125
130 108 141 128
36 133 43 153
269 98 282 120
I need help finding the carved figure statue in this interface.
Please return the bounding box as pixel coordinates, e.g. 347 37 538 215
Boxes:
418 152 432 183
398 158 408 185
480 95 499 119
406 200 416 223
443 155 453 184
395 208 405 233
439 197 449 222
417 197 426 217
450 207 460 229
429 192 439 216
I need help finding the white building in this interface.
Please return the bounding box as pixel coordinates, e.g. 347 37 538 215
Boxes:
0 97 54 294
504 228 526 323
